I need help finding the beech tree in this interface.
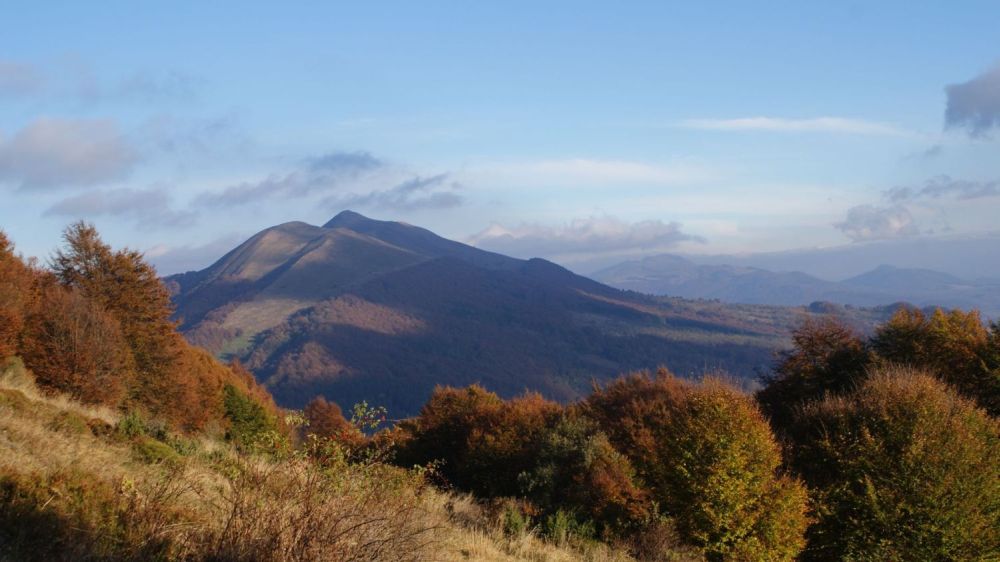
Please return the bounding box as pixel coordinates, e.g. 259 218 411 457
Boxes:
792 368 1000 560
584 370 809 561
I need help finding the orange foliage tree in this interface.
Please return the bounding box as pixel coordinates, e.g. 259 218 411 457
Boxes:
19 282 134 405
0 231 36 359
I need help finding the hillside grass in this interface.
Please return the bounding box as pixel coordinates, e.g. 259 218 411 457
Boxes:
0 357 645 562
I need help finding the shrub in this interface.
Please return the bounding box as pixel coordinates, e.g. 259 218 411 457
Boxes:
756 318 871 432
19 284 134 406
223 384 282 451
872 307 1000 416
518 414 651 538
396 385 561 497
584 370 809 561
303 396 364 446
791 367 1000 561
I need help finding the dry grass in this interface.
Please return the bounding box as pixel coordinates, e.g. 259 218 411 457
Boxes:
0 357 648 562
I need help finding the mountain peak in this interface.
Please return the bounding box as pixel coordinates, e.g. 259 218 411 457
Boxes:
323 210 373 229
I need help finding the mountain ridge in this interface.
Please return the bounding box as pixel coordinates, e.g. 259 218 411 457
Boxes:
167 211 889 416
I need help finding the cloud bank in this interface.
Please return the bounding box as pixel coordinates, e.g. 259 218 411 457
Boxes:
469 216 702 260
835 204 918 242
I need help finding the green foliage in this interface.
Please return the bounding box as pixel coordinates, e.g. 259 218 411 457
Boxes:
542 509 597 545
518 414 650 537
222 384 282 452
792 368 1000 561
760 308 1000 434
584 370 809 561
45 411 89 436
117 411 147 439
132 436 182 467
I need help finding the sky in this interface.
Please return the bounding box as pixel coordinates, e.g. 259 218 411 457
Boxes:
2 1 1000 276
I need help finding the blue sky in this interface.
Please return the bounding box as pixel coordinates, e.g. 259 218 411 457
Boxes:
2 1 999 274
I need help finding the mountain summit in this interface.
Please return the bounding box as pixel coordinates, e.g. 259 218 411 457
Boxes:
166 212 874 416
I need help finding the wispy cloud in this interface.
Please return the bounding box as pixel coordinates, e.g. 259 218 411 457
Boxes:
323 173 463 211
680 116 908 136
885 175 1000 203
469 216 703 260
0 117 137 189
196 151 384 207
474 158 713 187
44 186 197 228
945 63 1000 138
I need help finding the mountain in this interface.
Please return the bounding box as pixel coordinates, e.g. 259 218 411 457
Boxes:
593 255 1000 318
167 211 887 416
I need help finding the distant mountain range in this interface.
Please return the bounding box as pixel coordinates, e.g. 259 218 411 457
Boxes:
593 254 1000 317
166 211 889 416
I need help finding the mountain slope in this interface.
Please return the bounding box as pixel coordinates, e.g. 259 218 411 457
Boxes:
168 212 886 416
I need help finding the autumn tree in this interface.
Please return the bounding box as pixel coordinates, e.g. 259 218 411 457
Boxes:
51 222 180 387
871 307 1000 416
584 370 809 561
304 396 363 446
791 367 1000 561
756 317 871 432
19 283 133 405
518 413 651 538
0 231 36 359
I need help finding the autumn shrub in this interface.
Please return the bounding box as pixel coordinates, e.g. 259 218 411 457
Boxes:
584 370 809 561
19 284 134 406
791 367 1000 561
518 413 651 539
871 307 1000 416
396 385 561 497
201 456 438 562
0 231 36 360
303 395 364 447
756 317 871 432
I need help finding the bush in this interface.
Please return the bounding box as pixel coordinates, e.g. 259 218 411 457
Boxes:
756 318 871 432
584 370 808 561
395 385 561 498
518 414 650 538
223 384 282 452
791 367 1000 561
303 396 364 447
19 284 134 406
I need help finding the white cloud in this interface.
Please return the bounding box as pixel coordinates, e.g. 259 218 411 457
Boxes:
468 216 702 260
0 117 137 189
679 117 908 136
834 204 918 242
471 158 713 187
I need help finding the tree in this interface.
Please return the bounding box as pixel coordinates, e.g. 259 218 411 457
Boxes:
518 413 651 538
584 371 809 560
756 318 871 432
0 231 36 359
304 396 363 446
51 222 179 385
19 284 133 405
792 367 1000 561
872 307 1000 416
